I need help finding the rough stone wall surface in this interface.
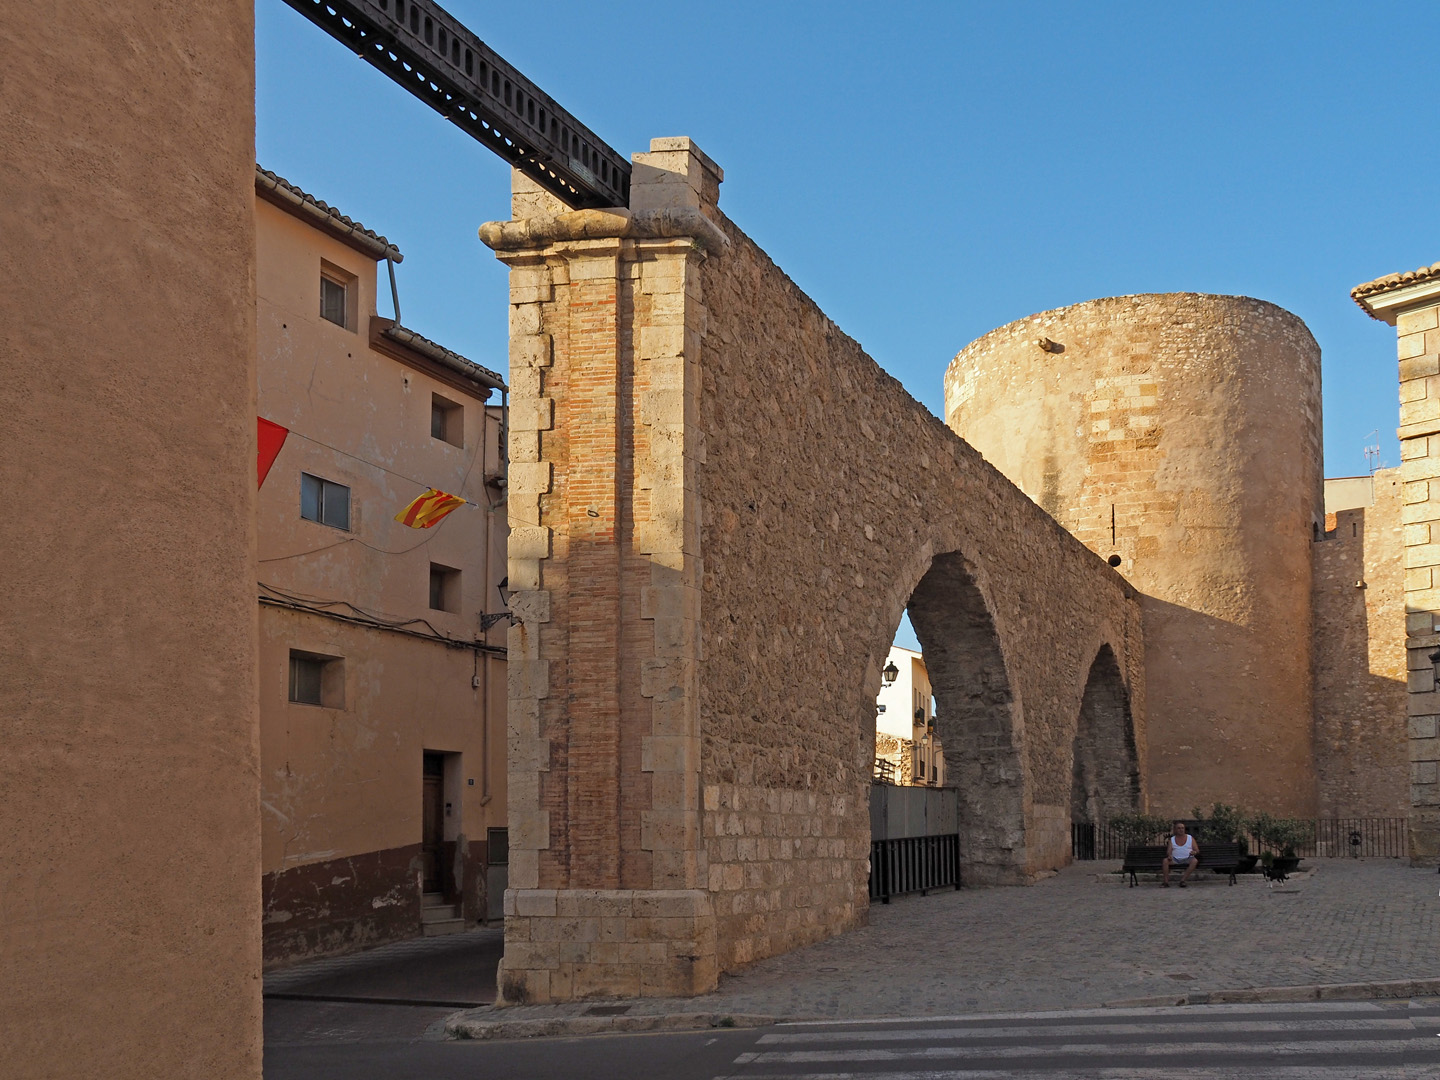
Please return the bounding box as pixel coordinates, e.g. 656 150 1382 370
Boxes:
697 222 1144 971
1312 469 1407 818
486 140 1145 1004
0 2 261 1076
946 295 1323 817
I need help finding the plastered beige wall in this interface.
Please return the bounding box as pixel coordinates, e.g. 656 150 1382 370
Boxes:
0 2 261 1076
946 295 1324 817
1312 469 1407 817
256 200 507 961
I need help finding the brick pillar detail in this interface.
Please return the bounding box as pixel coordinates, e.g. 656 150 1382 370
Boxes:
489 140 725 1003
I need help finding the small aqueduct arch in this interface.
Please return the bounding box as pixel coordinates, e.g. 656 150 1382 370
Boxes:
1070 644 1141 827
905 550 1027 886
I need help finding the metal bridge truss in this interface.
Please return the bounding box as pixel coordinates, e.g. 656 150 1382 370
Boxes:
280 0 631 209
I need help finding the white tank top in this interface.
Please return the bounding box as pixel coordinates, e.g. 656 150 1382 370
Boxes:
1169 836 1194 860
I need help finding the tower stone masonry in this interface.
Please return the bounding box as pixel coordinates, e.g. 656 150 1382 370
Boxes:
946 295 1324 817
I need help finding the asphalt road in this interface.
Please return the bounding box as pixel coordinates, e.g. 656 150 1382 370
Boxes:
265 997 1440 1078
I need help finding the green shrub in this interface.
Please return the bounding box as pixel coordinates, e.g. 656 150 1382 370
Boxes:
1109 812 1171 844
1250 813 1314 857
1193 802 1250 854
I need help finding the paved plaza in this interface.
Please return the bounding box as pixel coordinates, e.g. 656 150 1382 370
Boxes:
678 859 1440 1019
436 859 1440 1034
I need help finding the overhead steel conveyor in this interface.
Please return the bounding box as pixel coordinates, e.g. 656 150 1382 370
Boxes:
280 0 631 209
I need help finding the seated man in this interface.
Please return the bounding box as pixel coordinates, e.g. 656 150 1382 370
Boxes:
1162 820 1199 888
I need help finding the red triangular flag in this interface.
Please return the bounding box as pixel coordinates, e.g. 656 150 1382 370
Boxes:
258 418 289 488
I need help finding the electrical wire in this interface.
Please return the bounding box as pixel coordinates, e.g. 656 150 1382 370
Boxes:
258 582 505 655
258 419 495 563
283 427 488 508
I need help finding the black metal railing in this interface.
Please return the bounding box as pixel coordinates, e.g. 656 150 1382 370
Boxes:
869 834 961 903
1072 817 1409 861
280 0 631 209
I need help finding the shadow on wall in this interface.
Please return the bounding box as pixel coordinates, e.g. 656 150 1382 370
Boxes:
1315 505 1408 819
1140 595 1322 815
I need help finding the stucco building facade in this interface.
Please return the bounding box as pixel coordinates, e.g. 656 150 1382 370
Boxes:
255 171 510 964
875 646 946 787
0 2 263 1076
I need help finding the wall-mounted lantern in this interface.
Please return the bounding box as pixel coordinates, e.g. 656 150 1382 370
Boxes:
882 659 899 684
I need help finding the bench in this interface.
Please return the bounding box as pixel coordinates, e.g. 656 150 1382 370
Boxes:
1121 842 1241 887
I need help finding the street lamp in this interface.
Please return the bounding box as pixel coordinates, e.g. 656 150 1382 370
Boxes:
882 659 899 684
480 577 517 630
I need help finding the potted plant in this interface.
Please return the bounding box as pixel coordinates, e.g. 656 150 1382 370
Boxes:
1195 802 1258 874
1251 814 1312 875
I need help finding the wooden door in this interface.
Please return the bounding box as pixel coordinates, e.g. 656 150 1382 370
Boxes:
422 752 445 893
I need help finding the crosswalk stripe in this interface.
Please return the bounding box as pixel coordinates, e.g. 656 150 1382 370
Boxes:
774 1000 1406 1025
720 1068 1414 1080
755 1018 1417 1043
734 1038 1418 1064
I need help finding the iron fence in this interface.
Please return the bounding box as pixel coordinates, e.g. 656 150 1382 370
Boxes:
1072 817 1409 861
869 834 961 903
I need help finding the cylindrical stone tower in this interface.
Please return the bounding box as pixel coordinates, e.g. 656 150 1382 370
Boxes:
946 294 1323 817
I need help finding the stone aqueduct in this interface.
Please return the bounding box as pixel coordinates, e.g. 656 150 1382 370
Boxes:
487 140 1146 1003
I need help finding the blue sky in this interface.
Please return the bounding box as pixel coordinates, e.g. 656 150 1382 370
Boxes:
258 3 1438 613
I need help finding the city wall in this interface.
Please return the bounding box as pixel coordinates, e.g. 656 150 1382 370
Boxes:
1312 471 1408 817
483 139 1145 1003
0 1 262 1076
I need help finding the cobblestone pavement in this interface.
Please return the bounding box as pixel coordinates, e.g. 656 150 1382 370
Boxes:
670 860 1440 1019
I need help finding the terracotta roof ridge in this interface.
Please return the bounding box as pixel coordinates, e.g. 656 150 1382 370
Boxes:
381 321 507 392
255 164 403 262
1351 260 1440 302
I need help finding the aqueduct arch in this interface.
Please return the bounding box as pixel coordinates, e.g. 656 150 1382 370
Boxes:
1070 644 1142 826
488 139 1147 1004
906 551 1025 885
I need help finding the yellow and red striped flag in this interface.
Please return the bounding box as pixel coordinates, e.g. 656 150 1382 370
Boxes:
395 488 466 529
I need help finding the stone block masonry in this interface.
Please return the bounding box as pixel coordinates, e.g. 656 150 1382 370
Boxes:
1352 270 1440 861
482 138 1144 1004
946 295 1324 818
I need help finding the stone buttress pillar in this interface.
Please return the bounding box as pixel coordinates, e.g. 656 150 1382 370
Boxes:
481 138 728 1002
1353 271 1440 862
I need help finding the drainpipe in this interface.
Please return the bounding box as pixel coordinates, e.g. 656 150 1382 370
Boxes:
479 396 493 808
386 257 402 324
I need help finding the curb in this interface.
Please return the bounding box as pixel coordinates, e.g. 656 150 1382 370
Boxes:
446 975 1440 1040
1104 976 1440 1009
446 1010 787 1040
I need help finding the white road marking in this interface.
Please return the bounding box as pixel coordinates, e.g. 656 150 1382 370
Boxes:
720 1068 1413 1080
756 1017 1414 1043
737 1038 1414 1063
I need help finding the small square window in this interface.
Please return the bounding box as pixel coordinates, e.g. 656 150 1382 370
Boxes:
430 563 460 613
301 473 350 530
319 260 357 330
289 650 343 707
431 394 463 447
320 275 348 327
487 827 509 866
